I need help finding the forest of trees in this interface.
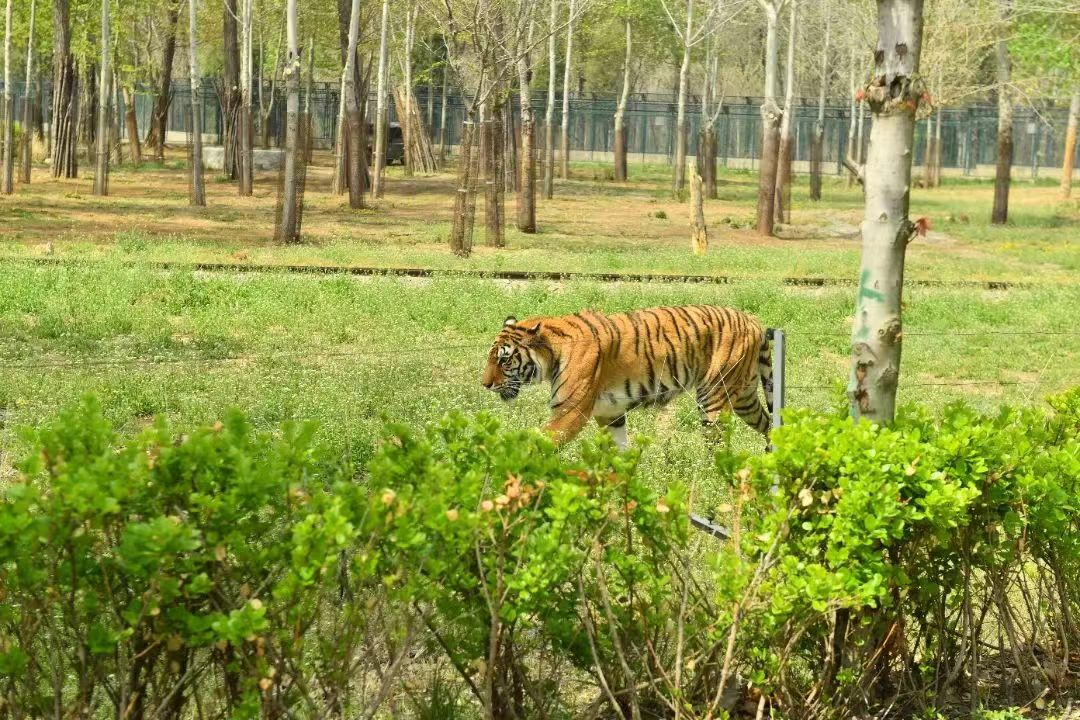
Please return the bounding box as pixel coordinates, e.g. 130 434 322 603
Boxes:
0 0 1078 246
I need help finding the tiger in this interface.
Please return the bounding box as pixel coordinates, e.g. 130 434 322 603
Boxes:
481 305 774 449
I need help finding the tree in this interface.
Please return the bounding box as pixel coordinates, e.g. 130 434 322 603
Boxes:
188 0 205 206
516 10 537 232
809 0 830 201
146 0 180 164
275 0 301 242
773 0 797 223
543 0 556 199
613 13 631 182
848 0 926 425
337 0 365 208
1065 91 1080 198
755 0 787 236
18 0 35 183
238 0 253 195
991 0 1013 225
51 0 79 178
93 0 111 196
1 0 12 195
559 0 576 180
223 0 241 180
372 0 390 198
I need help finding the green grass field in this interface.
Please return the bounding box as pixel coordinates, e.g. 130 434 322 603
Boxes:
0 159 1077 515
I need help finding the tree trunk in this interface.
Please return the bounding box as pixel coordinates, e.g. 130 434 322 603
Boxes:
774 1 797 224
18 0 35 184
810 4 830 201
275 0 301 242
50 0 79 178
1061 89 1079 199
80 63 97 166
123 87 141 165
111 72 123 166
991 4 1012 225
450 117 476 256
559 0 576 180
673 0 693 194
848 0 925 425
340 0 364 207
921 114 933 187
402 4 415 177
756 2 781 236
393 85 436 174
700 126 716 199
372 0 390 198
690 160 707 255
238 0 253 195
438 58 448 163
613 19 631 182
1 0 13 194
931 101 942 186
543 0 557 198
486 110 505 247
92 0 111 196
148 0 180 164
517 34 536 233
223 0 241 180
846 42 857 188
188 0 205 206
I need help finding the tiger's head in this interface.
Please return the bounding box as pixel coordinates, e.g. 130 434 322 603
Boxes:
481 316 545 401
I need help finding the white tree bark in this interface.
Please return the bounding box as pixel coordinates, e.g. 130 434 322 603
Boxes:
17 0 34 183
372 0 390 198
275 0 300 241
1 0 13 194
402 3 416 177
774 0 797 223
755 0 783 235
93 0 111 195
188 0 205 205
559 0 576 180
238 0 253 195
848 0 925 424
543 0 557 198
991 0 1012 224
673 0 694 192
613 18 631 182
516 16 536 232
335 0 362 202
1061 89 1079 199
846 41 858 187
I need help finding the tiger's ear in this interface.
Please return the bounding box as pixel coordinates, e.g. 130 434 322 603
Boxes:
503 316 518 327
525 322 541 335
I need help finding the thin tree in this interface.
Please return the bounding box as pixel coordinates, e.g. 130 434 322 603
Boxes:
516 12 537 232
845 41 857 187
372 0 390 198
1063 89 1079 199
755 0 788 236
699 32 720 198
275 0 301 242
147 0 180 164
809 0 830 201
401 2 417 177
238 0 253 195
1 0 12 194
188 0 205 206
991 0 1012 225
774 0 797 223
543 0 557 198
558 0 576 180
18 0 35 183
223 0 241 180
613 12 631 182
92 0 111 196
848 0 926 424
339 0 364 208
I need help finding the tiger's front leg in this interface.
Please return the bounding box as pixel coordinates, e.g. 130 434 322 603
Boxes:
544 387 597 446
595 415 628 450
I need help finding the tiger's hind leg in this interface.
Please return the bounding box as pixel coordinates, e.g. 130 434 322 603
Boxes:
731 383 771 437
595 415 628 450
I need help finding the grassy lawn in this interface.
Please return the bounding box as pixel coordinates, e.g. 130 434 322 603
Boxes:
0 155 1077 513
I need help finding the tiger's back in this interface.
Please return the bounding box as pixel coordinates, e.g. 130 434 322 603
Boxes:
482 304 773 447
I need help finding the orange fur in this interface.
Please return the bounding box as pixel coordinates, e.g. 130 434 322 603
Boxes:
481 305 773 445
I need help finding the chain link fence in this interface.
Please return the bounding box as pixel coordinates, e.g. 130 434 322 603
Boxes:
4 78 1077 179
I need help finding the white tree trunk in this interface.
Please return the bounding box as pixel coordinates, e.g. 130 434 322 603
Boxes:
559 0 576 180
93 0 111 195
755 1 781 235
774 0 797 223
848 0 925 424
1 0 13 194
846 42 858 187
810 4 829 200
336 0 362 203
613 18 631 182
275 0 300 241
238 0 253 196
403 4 416 177
189 0 205 205
991 0 1012 224
18 0 34 184
517 19 536 232
1061 89 1079 199
543 0 557 198
673 0 693 192
372 0 390 198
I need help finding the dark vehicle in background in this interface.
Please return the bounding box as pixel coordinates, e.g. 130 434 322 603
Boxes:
367 122 405 166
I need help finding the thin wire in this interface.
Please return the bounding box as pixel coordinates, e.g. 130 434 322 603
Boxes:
785 330 1080 338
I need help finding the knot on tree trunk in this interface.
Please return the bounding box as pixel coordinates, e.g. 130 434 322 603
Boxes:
879 318 903 345
864 74 926 116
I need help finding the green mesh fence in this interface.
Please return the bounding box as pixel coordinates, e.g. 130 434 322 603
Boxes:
6 78 1077 178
